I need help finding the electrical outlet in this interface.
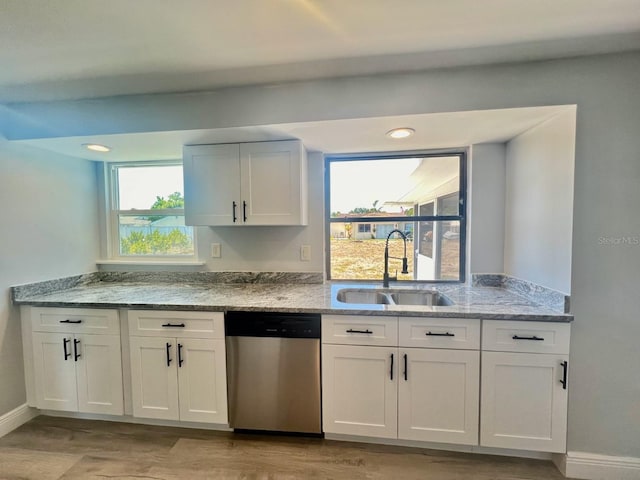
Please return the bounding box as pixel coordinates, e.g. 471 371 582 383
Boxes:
300 245 311 261
211 243 221 258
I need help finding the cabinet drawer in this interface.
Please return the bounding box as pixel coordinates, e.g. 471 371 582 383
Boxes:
128 310 224 339
31 307 119 334
399 317 480 350
322 315 397 346
482 320 570 354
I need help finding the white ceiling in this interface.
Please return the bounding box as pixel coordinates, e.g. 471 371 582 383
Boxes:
1 0 639 103
0 2 627 156
18 106 570 160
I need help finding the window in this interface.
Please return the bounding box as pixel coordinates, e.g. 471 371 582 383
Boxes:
326 152 466 282
108 162 195 259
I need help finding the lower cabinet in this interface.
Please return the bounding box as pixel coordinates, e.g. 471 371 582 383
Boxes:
481 352 569 453
480 320 570 453
32 332 123 414
322 315 480 446
128 310 228 424
322 344 479 444
398 348 479 445
322 344 397 438
28 308 124 415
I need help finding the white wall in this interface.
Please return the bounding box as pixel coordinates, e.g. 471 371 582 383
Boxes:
469 143 506 275
504 109 576 294
0 141 99 414
2 51 640 458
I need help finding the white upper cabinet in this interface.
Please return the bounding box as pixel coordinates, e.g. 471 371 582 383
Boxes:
184 140 308 226
184 143 240 226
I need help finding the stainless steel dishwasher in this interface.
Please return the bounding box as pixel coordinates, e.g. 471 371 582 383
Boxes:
225 311 321 434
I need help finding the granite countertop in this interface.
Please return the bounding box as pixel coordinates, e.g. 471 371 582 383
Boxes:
11 272 573 322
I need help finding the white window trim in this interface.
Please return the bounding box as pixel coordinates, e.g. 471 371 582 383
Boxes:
105 160 199 263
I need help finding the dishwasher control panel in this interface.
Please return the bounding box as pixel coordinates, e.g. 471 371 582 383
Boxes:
225 311 321 339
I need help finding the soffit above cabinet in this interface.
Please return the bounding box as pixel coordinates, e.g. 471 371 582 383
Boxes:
10 106 572 162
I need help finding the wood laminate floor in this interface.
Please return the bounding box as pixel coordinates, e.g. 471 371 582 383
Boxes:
0 416 570 480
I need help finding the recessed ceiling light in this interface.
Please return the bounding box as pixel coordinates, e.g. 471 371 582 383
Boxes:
386 127 415 139
83 143 112 152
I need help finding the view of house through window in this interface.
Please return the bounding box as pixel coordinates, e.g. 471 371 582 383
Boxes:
327 153 466 281
111 163 195 257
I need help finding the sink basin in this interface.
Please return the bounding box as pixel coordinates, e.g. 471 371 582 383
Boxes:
389 290 454 306
336 289 393 304
336 288 453 306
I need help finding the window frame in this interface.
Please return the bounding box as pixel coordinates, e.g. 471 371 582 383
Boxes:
325 150 467 283
106 160 197 261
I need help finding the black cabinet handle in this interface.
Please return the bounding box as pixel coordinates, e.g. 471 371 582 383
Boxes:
178 343 184 367
560 361 568 390
403 353 408 381
346 329 373 334
426 331 455 337
63 338 71 360
162 323 186 328
73 339 81 361
166 342 172 367
243 201 248 222
512 335 544 341
232 201 238 223
390 353 394 381
60 319 82 324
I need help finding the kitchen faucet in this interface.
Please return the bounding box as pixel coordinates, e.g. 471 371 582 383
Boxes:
383 229 409 287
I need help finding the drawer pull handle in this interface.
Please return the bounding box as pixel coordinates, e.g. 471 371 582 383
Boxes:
390 353 394 381
512 335 544 341
63 338 71 360
162 323 186 328
426 331 455 337
346 329 373 334
166 343 172 367
60 319 82 324
73 339 81 361
560 361 568 390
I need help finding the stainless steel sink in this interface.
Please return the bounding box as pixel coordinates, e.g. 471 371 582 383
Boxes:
389 290 454 306
335 289 393 304
335 288 452 306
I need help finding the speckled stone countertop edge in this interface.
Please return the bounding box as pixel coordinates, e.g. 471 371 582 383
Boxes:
472 273 570 312
11 274 573 323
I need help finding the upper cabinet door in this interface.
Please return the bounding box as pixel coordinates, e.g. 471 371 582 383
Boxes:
184 144 241 226
184 141 308 226
239 140 307 225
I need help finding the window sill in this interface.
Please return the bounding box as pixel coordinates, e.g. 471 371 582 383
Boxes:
96 259 206 267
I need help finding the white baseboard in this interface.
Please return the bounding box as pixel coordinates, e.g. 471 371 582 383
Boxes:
0 403 38 438
555 451 640 480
